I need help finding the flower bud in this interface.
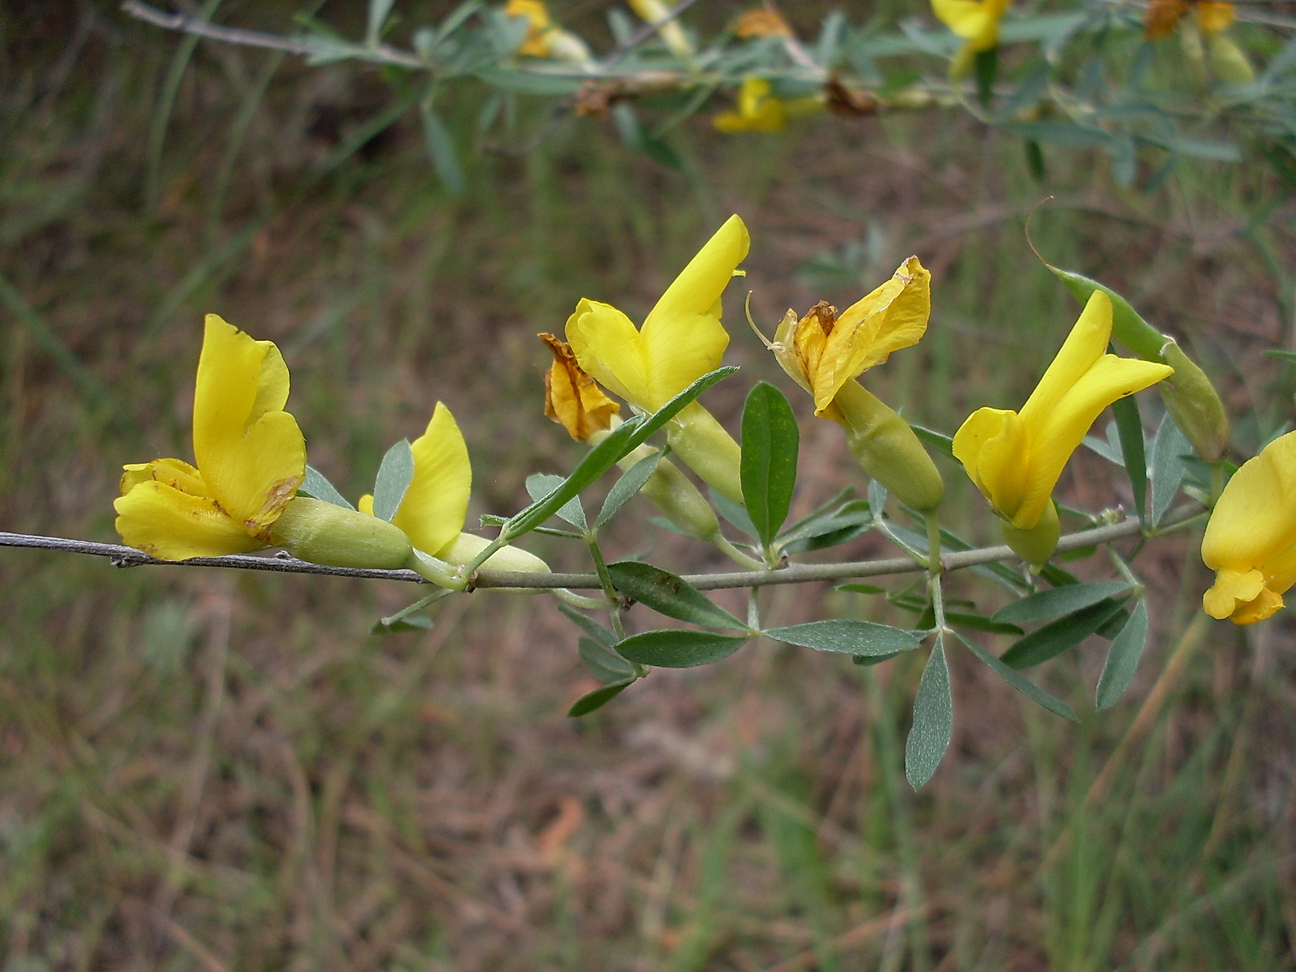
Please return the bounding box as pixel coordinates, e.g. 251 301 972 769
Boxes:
834 381 944 512
1159 340 1230 462
638 455 723 541
1205 32 1254 84
1001 499 1059 569
271 497 413 569
441 533 551 575
665 403 745 508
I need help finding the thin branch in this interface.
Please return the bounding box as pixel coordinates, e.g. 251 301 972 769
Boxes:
0 503 1202 591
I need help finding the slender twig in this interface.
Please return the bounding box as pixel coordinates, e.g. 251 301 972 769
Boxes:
0 503 1202 591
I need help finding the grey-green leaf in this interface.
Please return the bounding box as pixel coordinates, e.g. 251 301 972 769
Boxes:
371 614 433 635
367 0 398 44
1111 394 1147 524
527 473 586 530
764 620 922 656
568 678 635 717
372 439 415 521
419 101 466 195
951 629 1078 721
300 465 355 510
557 603 617 648
579 637 637 683
615 630 748 668
740 382 800 547
1150 414 1191 526
905 638 953 789
596 452 662 528
993 581 1133 626
1000 597 1130 669
608 562 747 630
1096 599 1149 710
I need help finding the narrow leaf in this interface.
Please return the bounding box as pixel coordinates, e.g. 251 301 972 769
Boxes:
568 678 635 717
1096 599 1149 710
527 473 586 530
372 439 415 521
300 465 355 510
1111 394 1147 523
905 637 953 789
852 650 909 667
596 451 662 528
711 488 758 539
419 100 466 195
579 637 637 683
951 629 1078 721
765 620 922 656
909 424 955 459
608 562 747 630
557 603 617 648
367 0 398 44
616 630 748 668
1149 414 1191 526
1000 597 1130 669
371 614 433 634
740 382 800 547
993 581 1132 626
945 612 1023 636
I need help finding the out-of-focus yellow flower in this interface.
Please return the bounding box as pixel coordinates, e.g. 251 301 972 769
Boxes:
628 0 694 59
1144 0 1252 82
713 77 825 135
505 0 592 62
115 315 305 560
931 0 1010 77
565 215 749 504
734 9 793 38
540 332 621 441
764 258 943 512
1201 432 1296 625
954 292 1174 561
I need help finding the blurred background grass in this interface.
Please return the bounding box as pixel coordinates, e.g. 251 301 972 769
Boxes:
3 1 1296 969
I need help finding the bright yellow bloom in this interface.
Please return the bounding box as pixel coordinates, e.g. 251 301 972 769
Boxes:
505 0 591 62
540 332 621 441
931 0 1011 77
628 0 694 59
954 292 1174 533
1201 432 1296 625
565 215 749 504
115 315 305 560
713 77 825 135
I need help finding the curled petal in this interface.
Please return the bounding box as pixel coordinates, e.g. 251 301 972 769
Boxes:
953 407 1029 522
392 403 471 558
541 333 620 440
1202 431 1296 572
114 481 264 560
1019 291 1113 429
121 457 209 497
566 299 652 408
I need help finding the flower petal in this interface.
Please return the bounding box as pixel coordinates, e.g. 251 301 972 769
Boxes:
540 333 620 441
953 406 1029 520
392 403 471 558
1202 430 1296 571
642 215 749 335
191 315 306 538
121 457 209 497
932 0 1005 48
1018 291 1114 430
566 299 652 408
115 480 264 560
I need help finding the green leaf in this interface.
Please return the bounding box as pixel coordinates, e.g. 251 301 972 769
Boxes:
740 382 800 547
1047 268 1166 361
371 614 433 634
764 620 922 656
905 637 952 789
419 100 466 195
945 612 1023 636
993 581 1132 626
300 465 355 510
1150 413 1191 526
711 488 758 539
909 424 955 459
506 367 736 538
1009 121 1114 148
1112 394 1148 524
1264 349 1296 363
557 603 617 648
1000 597 1130 669
473 67 585 96
950 630 1078 721
372 439 414 521
1096 599 1149 710
616 630 749 668
851 650 909 667
595 452 662 528
607 562 747 630
973 46 998 107
367 0 398 44
579 637 637 683
837 583 885 595
1025 139 1046 181
527 473 586 530
568 678 636 717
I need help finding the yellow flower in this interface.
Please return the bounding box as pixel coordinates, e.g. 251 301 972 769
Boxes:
540 332 621 441
565 215 749 505
504 0 591 62
954 291 1174 539
713 77 825 135
115 315 305 560
628 0 694 59
931 0 1011 77
1201 431 1296 625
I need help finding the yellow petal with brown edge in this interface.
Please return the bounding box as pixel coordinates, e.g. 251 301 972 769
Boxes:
1202 431 1296 572
566 298 652 408
115 480 264 560
121 457 210 497
642 215 749 338
391 403 471 559
191 315 306 538
953 406 1029 521
1018 291 1114 431
1013 353 1174 529
815 258 930 412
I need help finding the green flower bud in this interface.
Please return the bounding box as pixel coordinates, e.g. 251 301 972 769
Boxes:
834 380 944 512
442 533 551 577
665 403 745 508
271 497 413 569
1159 340 1230 462
1001 499 1059 569
638 455 723 542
